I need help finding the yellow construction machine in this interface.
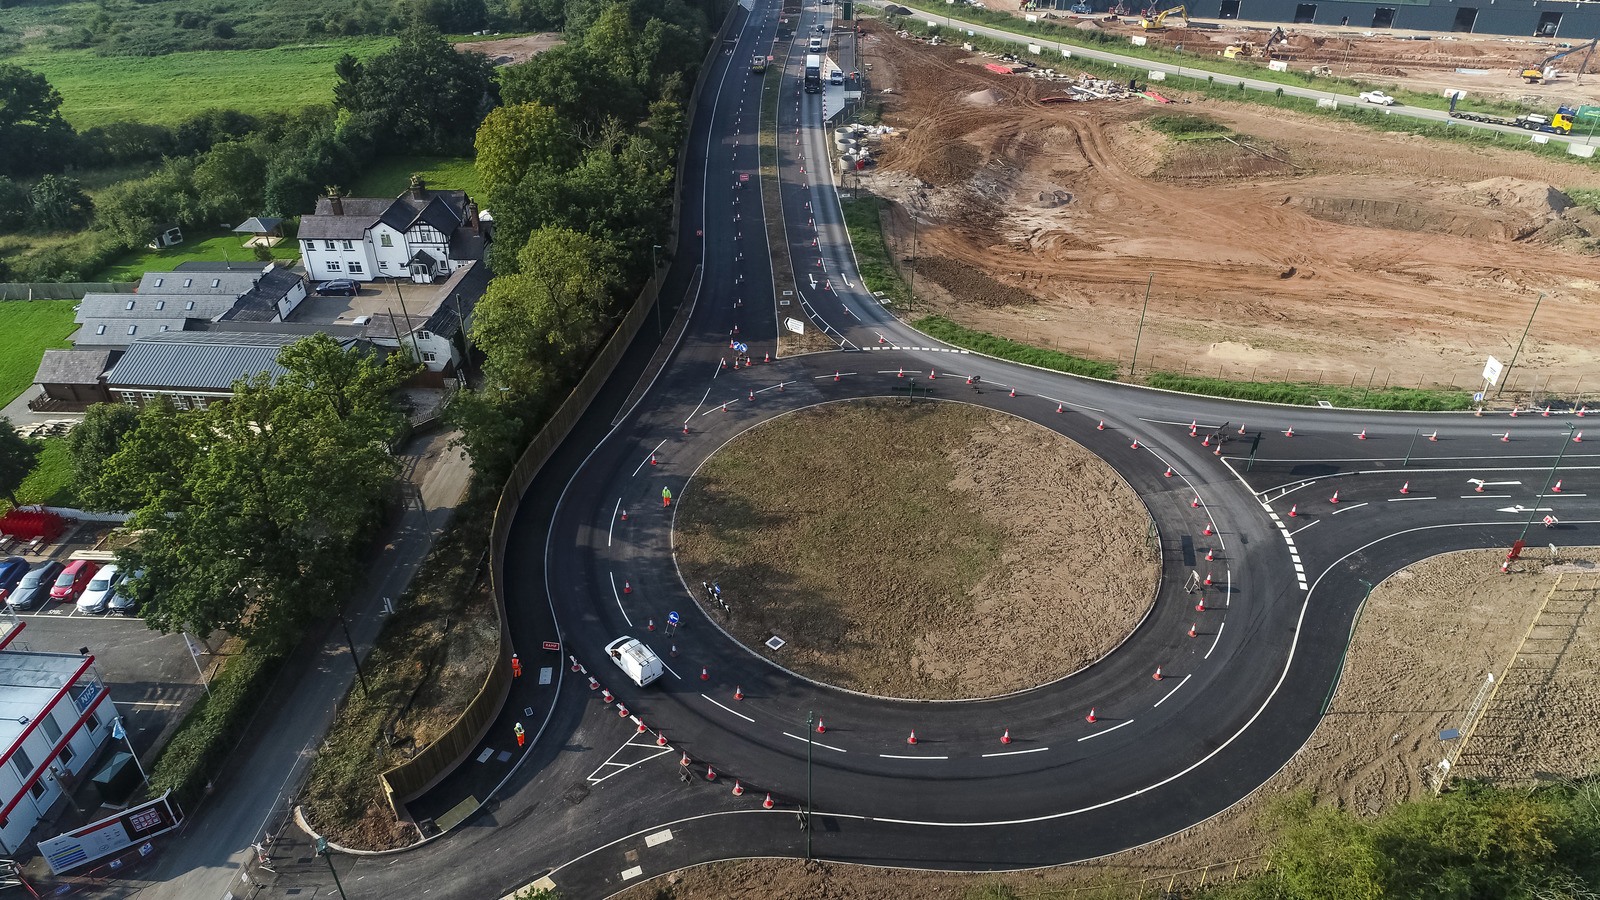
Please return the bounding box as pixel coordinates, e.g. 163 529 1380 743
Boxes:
1139 4 1188 29
1520 37 1597 83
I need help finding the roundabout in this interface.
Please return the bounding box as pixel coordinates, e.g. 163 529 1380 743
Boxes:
672 398 1159 700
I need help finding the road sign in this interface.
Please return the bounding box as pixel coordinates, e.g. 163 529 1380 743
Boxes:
784 316 806 334
1579 104 1600 120
1483 355 1503 385
542 641 560 651
668 611 681 626
739 172 751 182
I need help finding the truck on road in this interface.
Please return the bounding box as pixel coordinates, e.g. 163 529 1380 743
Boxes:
1448 106 1577 135
805 53 822 93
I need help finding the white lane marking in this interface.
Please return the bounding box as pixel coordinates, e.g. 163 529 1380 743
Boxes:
1153 674 1191 707
702 693 755 723
1282 536 1294 548
1461 494 1512 499
621 866 643 880
609 497 622 547
1077 719 1134 742
782 731 847 752
1287 520 1319 537
1330 502 1368 515
814 371 857 379
1539 492 1587 498
644 829 674 847
982 746 1049 758
609 572 633 627
1205 621 1225 659
661 661 682 680
631 438 670 477
879 753 948 759
1387 496 1437 501
1038 394 1105 413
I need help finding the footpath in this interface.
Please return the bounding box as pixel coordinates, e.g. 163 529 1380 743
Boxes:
38 428 472 900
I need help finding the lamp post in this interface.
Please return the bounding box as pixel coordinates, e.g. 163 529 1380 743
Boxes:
1517 424 1576 544
337 614 369 697
112 717 149 792
1496 291 1544 399
1129 273 1154 378
804 709 814 860
315 838 349 900
652 244 665 338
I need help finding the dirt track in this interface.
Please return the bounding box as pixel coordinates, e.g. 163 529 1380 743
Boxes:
857 29 1600 396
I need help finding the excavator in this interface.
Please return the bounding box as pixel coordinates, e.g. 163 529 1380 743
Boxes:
1223 26 1286 59
1139 4 1188 29
1520 37 1598 83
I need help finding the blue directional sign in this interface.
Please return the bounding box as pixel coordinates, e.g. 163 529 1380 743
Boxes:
667 611 681 626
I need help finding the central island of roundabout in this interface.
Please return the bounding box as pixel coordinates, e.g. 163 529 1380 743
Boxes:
671 398 1160 701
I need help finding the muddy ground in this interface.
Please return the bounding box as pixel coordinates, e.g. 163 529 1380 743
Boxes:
620 549 1600 899
854 27 1600 397
673 400 1157 699
453 33 563 65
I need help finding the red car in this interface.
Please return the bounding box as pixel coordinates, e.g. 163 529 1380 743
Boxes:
49 559 99 602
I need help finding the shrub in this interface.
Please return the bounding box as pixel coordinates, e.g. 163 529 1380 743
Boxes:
147 646 284 809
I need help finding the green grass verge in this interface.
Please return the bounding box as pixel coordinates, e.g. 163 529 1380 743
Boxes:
348 155 482 200
94 231 301 283
17 440 75 507
915 315 1119 380
1145 372 1473 410
0 300 78 407
9 40 393 128
1145 112 1230 140
838 195 912 306
148 645 284 810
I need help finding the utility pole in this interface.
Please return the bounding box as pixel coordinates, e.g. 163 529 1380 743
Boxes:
805 709 814 860
1496 291 1544 399
1129 273 1154 378
1517 424 1575 543
337 613 370 696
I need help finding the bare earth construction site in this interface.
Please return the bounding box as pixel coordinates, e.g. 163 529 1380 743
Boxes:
858 26 1600 393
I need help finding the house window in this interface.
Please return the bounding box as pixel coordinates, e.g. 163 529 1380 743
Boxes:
326 261 341 272
125 300 136 310
57 745 74 766
122 393 138 405
304 240 315 251
211 279 220 288
12 746 33 779
155 300 165 310
153 278 163 287
422 351 437 363
40 714 61 744
378 261 388 270
186 301 195 311
183 278 192 288
140 392 156 404
417 330 431 341
348 262 363 274
160 325 170 332
29 780 46 800
128 325 138 335
96 325 107 335
380 233 393 247
342 240 353 251
173 396 190 409
324 240 336 251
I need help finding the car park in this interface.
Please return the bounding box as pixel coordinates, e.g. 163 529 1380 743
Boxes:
314 279 359 296
77 564 124 614
6 560 63 611
0 556 29 600
49 559 99 603
108 569 147 616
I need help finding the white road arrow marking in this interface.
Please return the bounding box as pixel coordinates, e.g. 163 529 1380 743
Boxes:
1468 478 1523 487
1497 505 1553 513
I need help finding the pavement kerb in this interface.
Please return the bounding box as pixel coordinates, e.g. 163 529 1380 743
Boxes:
668 395 1166 704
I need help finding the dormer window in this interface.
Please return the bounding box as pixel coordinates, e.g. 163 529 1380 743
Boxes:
153 278 163 287
155 301 165 310
125 300 136 310
96 325 106 335
127 325 137 335
183 278 192 287
212 279 220 288
186 301 195 311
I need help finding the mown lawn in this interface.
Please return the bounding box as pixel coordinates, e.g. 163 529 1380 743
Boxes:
349 156 482 200
0 300 79 407
17 440 76 508
9 40 393 128
95 232 301 283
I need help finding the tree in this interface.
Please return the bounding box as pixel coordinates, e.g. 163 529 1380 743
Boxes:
442 388 527 483
105 336 415 648
470 226 621 396
499 44 644 132
193 140 269 224
0 176 28 233
0 65 75 178
511 133 671 278
335 26 498 156
65 403 140 511
474 103 573 211
0 419 40 505
94 160 200 247
29 174 93 231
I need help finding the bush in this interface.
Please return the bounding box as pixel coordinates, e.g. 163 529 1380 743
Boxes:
147 646 284 809
1145 372 1472 410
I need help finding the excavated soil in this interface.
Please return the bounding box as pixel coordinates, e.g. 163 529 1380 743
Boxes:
673 400 1157 700
620 549 1600 899
856 30 1600 395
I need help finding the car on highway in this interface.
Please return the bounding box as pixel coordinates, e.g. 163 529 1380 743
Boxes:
6 560 63 611
108 569 147 616
0 556 29 600
77 564 124 614
314 279 359 296
49 559 99 603
605 636 664 687
1358 90 1397 106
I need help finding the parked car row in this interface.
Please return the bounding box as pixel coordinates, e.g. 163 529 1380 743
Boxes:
0 557 145 615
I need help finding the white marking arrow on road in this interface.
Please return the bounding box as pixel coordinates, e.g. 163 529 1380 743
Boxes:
1497 505 1553 513
1469 478 1523 487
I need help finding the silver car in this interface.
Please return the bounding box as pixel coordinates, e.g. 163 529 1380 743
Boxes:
77 564 123 614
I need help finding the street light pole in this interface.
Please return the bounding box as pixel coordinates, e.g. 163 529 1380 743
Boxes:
652 244 665 339
337 614 370 696
1129 272 1154 378
805 709 814 860
1517 424 1575 543
112 717 149 792
1496 291 1544 399
316 838 349 900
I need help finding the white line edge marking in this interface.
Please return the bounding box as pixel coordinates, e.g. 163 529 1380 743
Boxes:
702 693 755 723
982 746 1050 758
781 732 846 752
1387 496 1437 501
1077 719 1134 742
609 497 621 547
609 572 633 628
879 753 949 760
632 438 670 477
1153 674 1191 707
1204 621 1225 660
1330 502 1368 515
661 661 682 681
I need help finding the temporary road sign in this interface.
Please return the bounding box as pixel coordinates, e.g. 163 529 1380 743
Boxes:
739 172 751 182
668 611 681 626
542 641 560 651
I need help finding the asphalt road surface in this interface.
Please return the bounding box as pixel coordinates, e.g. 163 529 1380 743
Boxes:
313 2 1600 898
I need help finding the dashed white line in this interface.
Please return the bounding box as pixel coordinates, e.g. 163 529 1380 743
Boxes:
661 661 682 681
1330 502 1368 515
1287 520 1319 537
879 753 948 759
631 438 669 477
1153 674 1191 707
1461 494 1512 499
1388 496 1437 501
609 572 633 627
609 497 622 547
782 731 847 752
701 693 754 722
1077 719 1134 741
1205 621 1225 659
982 746 1049 758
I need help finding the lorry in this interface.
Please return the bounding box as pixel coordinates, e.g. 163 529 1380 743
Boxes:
1448 106 1577 135
605 636 664 687
805 53 823 92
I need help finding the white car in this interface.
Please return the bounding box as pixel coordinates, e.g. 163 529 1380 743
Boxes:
1358 90 1396 106
77 564 123 614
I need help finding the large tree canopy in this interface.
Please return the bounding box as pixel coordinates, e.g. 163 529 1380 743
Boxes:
334 26 498 156
0 64 75 178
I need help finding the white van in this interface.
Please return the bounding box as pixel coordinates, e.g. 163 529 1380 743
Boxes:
808 36 824 52
830 69 844 85
605 636 664 687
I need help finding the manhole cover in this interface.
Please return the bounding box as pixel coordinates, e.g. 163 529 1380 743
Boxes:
563 784 591 806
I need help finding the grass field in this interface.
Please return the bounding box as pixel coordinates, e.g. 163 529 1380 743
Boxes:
0 300 79 408
94 231 301 283
9 40 393 128
348 156 482 200
16 440 76 508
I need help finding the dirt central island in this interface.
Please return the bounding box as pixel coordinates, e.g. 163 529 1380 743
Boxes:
672 399 1159 700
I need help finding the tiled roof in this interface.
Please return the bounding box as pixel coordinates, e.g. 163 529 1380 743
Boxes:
34 349 115 385
103 332 311 391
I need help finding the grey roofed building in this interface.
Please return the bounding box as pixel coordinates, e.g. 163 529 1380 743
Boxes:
233 216 284 236
32 348 117 407
71 318 191 346
219 265 309 323
138 271 262 294
105 332 312 392
72 292 237 347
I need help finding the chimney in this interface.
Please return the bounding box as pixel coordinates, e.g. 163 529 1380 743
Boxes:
408 174 426 201
467 201 479 234
328 188 343 216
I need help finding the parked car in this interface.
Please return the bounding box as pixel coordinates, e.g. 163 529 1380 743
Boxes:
0 556 29 600
314 279 359 296
6 560 63 611
77 564 124 614
1358 90 1396 106
108 569 147 616
49 559 99 602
